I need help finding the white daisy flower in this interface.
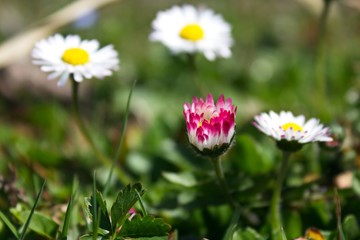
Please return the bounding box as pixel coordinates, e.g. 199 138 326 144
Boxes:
32 34 119 87
149 4 233 61
253 111 332 151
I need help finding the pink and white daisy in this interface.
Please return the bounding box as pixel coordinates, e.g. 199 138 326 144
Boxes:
183 94 237 157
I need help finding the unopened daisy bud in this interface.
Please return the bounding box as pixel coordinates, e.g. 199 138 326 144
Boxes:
32 34 119 86
150 5 233 61
183 94 237 157
253 111 333 152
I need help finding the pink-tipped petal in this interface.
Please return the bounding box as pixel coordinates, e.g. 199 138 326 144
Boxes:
183 94 236 154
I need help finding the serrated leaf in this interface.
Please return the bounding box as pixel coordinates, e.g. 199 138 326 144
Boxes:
117 215 171 238
85 190 112 232
111 183 145 232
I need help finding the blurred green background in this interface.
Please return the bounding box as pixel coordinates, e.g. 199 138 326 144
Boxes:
1 0 360 239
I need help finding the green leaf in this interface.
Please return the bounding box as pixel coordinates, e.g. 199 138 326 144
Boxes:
0 211 19 239
223 206 241 240
79 234 107 240
283 210 302 239
111 183 145 232
279 227 288 240
352 171 360 196
126 237 169 240
230 135 273 175
162 171 197 187
230 227 265 240
19 180 46 240
93 171 99 240
10 209 59 239
59 177 79 240
85 190 112 232
334 189 346 240
117 215 171 238
343 215 360 240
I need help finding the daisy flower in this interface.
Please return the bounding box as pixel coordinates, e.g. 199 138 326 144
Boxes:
32 34 119 86
253 111 333 151
150 5 233 61
184 94 237 157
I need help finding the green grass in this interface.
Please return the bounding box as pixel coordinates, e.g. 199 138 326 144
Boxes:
1 0 360 239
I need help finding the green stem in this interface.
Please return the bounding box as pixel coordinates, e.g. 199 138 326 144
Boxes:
186 53 207 96
103 79 136 196
315 0 332 117
71 78 130 184
210 157 239 209
270 151 291 240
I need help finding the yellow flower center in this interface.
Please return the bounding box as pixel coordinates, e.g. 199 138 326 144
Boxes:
198 119 205 128
62 48 90 65
281 122 303 132
305 228 324 240
179 24 204 41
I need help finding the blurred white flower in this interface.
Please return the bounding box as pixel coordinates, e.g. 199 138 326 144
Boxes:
150 5 233 61
32 34 119 86
253 111 332 151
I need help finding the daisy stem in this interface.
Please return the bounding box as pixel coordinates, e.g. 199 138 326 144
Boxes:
71 79 130 184
315 0 332 117
210 157 239 209
270 151 291 240
103 79 136 196
186 53 207 96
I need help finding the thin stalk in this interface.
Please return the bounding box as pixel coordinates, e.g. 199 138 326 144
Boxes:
19 180 46 240
60 176 79 239
92 172 98 240
135 189 148 216
210 157 239 209
270 151 291 240
72 79 108 163
315 0 332 117
71 78 130 184
186 53 207 96
103 79 136 196
223 206 242 240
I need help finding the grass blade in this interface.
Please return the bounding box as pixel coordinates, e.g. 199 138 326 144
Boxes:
335 188 346 240
19 180 46 240
223 206 241 240
92 172 98 240
59 177 79 239
0 211 19 239
135 188 147 216
103 79 137 196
